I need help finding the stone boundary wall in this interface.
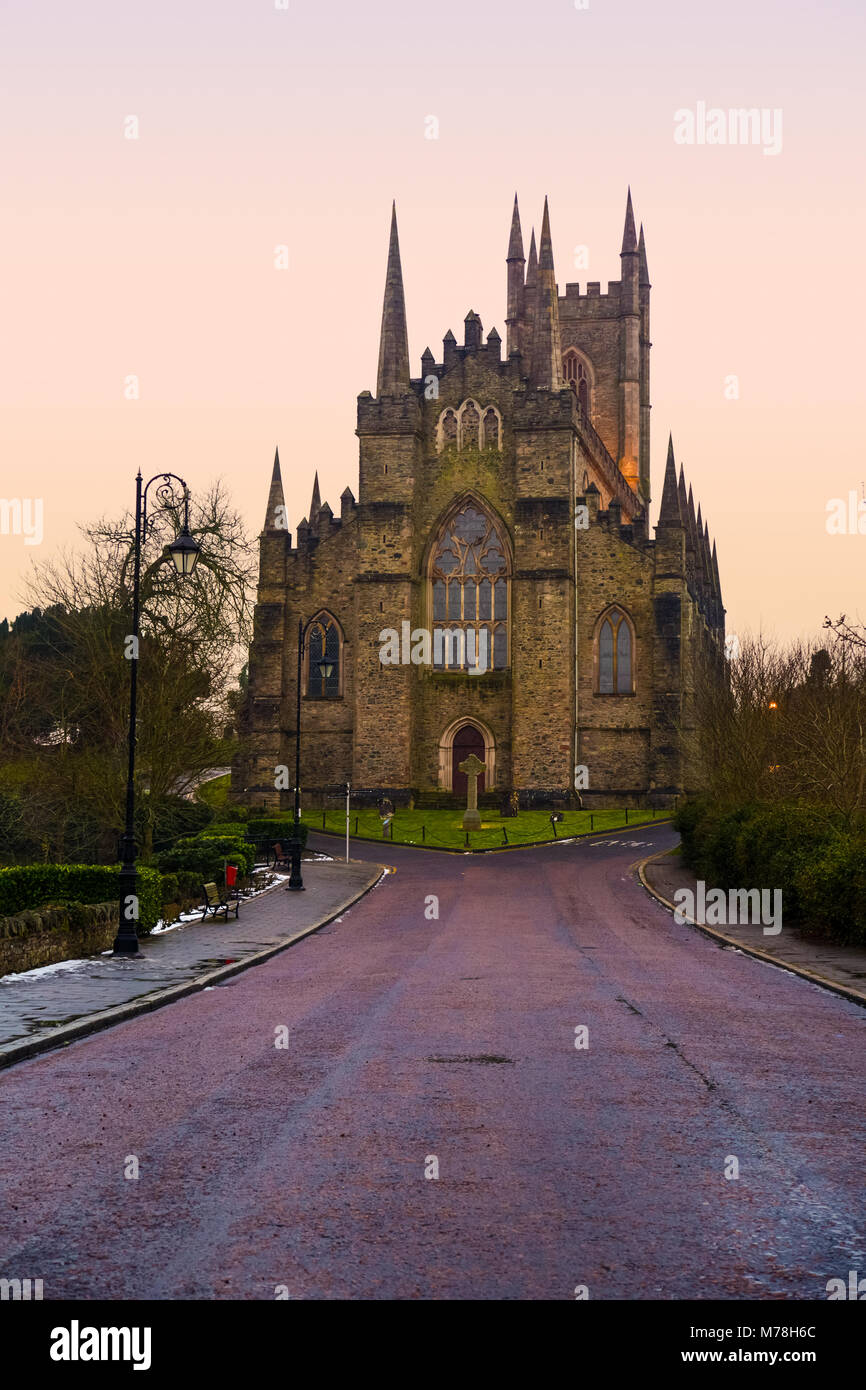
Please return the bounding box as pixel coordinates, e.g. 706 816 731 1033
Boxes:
0 900 119 976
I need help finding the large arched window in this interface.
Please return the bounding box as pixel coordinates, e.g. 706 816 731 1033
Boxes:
305 612 342 698
429 499 510 671
596 606 634 694
563 350 591 417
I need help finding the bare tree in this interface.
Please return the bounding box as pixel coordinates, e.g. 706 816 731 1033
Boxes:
689 629 866 827
7 480 256 859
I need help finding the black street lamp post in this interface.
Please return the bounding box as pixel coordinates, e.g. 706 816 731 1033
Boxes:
113 473 201 956
286 616 334 892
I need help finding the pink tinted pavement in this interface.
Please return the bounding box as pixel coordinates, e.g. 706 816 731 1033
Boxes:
0 825 862 1300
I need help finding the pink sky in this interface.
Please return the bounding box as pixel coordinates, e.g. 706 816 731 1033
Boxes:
1 0 864 641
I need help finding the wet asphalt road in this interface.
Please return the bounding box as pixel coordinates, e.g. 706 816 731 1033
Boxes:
0 825 863 1300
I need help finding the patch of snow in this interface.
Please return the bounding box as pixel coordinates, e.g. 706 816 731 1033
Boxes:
1 956 93 983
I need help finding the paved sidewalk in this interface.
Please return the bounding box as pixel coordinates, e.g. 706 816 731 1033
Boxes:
642 848 866 1006
0 858 382 1065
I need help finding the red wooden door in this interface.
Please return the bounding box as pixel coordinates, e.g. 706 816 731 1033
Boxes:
452 724 485 799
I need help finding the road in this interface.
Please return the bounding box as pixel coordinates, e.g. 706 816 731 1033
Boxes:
0 825 863 1300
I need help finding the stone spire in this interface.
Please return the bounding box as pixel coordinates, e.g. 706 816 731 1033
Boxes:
525 227 538 290
618 187 640 490
687 483 699 552
529 197 563 389
506 193 525 358
677 465 689 530
376 202 410 397
309 471 321 525
621 187 637 253
701 515 714 601
638 222 649 285
657 435 683 527
679 465 696 586
696 503 710 583
507 191 523 259
693 495 709 608
263 446 286 532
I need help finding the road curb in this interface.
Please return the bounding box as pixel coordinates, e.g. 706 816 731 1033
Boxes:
0 864 386 1073
637 847 866 1009
310 815 672 856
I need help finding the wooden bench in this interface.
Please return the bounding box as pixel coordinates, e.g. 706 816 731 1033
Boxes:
201 881 240 921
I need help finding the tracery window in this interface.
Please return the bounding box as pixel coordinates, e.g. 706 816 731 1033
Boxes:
483 407 500 450
597 606 634 694
441 409 458 447
563 350 591 416
305 612 342 698
459 400 481 449
436 401 502 453
429 501 510 671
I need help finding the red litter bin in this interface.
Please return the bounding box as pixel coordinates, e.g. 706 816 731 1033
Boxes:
225 864 238 888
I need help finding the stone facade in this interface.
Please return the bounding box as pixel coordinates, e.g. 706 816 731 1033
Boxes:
232 192 725 811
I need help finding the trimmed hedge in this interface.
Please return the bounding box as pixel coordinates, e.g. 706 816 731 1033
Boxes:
246 818 309 847
674 798 866 945
0 864 164 935
154 832 255 881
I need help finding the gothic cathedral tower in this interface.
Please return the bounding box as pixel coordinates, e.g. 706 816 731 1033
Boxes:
232 193 725 811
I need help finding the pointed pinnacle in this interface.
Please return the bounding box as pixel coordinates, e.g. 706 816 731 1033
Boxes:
376 201 410 397
638 223 649 285
538 196 555 271
525 228 538 288
507 193 524 261
712 539 722 595
310 471 321 523
264 446 287 531
621 187 637 254
658 436 682 526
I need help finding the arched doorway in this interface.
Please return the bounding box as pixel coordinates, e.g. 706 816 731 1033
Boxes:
452 723 486 799
438 716 496 792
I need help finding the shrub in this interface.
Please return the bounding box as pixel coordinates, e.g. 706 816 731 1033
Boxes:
793 836 866 945
177 870 203 899
159 872 180 906
0 864 163 934
247 817 309 848
674 797 865 945
733 805 839 916
153 833 254 881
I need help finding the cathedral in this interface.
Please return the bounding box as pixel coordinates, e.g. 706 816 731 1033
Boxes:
231 191 725 811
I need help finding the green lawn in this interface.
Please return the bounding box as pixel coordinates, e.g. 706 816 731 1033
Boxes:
302 805 670 851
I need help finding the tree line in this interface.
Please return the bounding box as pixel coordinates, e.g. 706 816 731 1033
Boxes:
0 481 255 864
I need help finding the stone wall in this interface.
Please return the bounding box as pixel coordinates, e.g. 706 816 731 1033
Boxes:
0 900 118 976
